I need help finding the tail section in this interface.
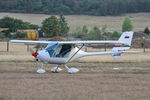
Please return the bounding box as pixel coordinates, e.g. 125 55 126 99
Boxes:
77 31 142 59
111 31 143 59
118 31 134 46
112 31 134 51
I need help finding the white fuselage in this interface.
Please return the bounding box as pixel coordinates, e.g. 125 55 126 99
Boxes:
36 47 88 64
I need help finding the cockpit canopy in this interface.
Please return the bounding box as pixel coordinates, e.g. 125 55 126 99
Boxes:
45 43 73 57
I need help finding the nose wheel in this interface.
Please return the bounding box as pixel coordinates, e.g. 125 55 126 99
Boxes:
36 68 46 74
36 63 46 74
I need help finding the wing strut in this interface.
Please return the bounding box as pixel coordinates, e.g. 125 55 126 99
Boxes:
66 44 84 63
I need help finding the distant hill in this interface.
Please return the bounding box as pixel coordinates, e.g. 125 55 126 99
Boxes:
0 0 150 16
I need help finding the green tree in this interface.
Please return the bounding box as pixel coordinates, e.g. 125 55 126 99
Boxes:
111 31 121 39
11 32 26 39
59 14 69 36
101 24 108 40
101 25 107 33
1 0 150 16
122 16 133 32
0 16 38 37
42 16 61 37
89 26 101 40
81 25 88 39
73 26 83 38
73 25 88 39
82 25 88 34
0 32 5 39
144 27 150 34
26 0 33 13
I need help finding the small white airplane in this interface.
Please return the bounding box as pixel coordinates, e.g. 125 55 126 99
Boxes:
10 31 142 74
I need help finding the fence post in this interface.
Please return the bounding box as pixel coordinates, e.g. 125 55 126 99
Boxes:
7 40 9 52
104 44 107 51
27 44 30 52
142 37 145 52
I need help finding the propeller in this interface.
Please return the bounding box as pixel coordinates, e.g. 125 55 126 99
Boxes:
29 48 39 61
32 50 38 59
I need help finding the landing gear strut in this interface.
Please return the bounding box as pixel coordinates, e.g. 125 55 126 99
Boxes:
50 65 79 74
51 65 63 73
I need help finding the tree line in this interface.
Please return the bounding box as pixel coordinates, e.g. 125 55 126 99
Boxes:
1 15 150 41
0 15 69 39
0 0 150 15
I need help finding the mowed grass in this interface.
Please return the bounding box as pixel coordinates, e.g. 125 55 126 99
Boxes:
0 12 150 31
0 70 150 100
0 42 150 100
0 62 150 100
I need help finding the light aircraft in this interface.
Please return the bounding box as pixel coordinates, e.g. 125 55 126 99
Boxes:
10 31 142 74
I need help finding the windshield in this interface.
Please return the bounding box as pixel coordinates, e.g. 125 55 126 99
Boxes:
45 42 58 56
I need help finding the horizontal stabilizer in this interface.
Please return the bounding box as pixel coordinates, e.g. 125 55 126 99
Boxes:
120 51 143 53
84 50 143 57
112 47 130 51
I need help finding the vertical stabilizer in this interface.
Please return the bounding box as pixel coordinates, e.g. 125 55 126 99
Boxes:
118 31 134 46
112 31 134 51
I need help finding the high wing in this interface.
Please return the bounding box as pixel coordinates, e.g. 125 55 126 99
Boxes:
10 40 128 46
10 31 134 46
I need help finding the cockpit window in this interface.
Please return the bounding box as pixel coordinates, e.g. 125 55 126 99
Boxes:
55 44 72 57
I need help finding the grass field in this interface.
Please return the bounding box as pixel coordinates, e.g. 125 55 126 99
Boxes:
0 12 150 31
0 42 150 100
0 12 150 100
